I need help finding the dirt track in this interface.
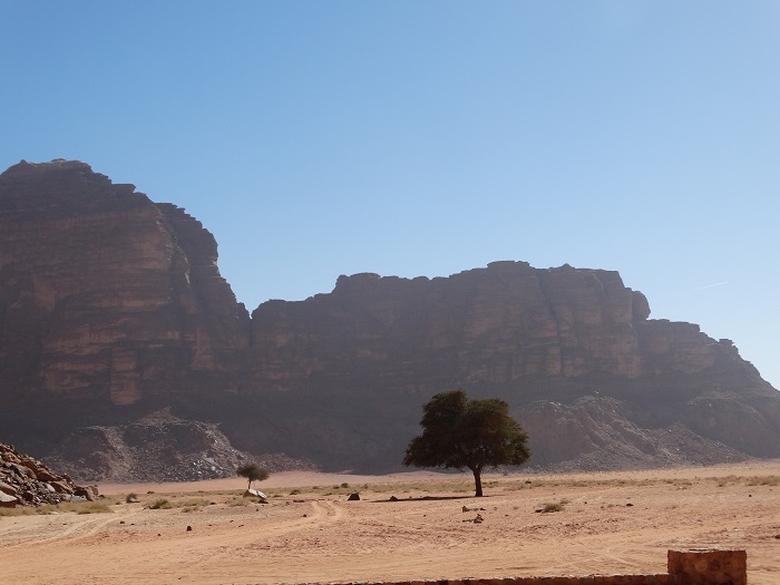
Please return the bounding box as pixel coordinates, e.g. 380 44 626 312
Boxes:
1 463 779 585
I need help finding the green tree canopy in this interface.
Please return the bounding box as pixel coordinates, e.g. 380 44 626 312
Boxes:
403 389 531 496
236 462 269 491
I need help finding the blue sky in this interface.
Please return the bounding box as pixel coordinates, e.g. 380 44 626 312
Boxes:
1 1 779 388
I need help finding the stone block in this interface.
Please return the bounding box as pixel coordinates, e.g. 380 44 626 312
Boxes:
667 549 746 585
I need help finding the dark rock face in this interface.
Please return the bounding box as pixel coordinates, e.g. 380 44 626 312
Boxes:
247 265 780 471
0 160 249 425
251 264 655 385
2 160 779 479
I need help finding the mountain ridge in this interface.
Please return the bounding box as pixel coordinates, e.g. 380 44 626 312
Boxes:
1 159 778 480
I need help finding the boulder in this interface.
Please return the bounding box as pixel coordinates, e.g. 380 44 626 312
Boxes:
0 491 18 507
243 489 267 503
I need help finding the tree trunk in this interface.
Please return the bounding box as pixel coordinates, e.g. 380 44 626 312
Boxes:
471 466 483 497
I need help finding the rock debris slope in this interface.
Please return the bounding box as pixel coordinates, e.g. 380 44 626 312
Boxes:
0 443 97 506
1 160 779 479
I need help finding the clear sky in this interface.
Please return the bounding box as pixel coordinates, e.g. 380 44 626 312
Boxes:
1 2 779 388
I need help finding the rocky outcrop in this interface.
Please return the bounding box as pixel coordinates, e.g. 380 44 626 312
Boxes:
0 443 97 506
251 263 660 385
244 264 780 471
2 160 779 479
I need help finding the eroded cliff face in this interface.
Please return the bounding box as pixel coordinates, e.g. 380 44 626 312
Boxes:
252 262 669 386
0 160 249 423
245 264 779 471
2 160 779 479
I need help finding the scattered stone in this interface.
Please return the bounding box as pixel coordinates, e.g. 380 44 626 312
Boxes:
347 492 360 501
462 505 485 512
186 525 192 532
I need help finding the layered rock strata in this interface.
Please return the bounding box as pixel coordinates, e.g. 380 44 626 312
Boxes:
245 265 780 471
1 159 779 479
0 160 249 424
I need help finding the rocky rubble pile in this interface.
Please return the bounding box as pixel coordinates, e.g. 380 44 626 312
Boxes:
0 443 98 507
42 410 317 483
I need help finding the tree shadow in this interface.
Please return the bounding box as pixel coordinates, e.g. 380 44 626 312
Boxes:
372 495 475 503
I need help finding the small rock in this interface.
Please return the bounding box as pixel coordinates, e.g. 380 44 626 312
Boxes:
243 489 267 503
186 525 192 532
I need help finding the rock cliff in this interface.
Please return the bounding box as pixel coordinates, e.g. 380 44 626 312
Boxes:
245 265 780 471
0 160 249 427
2 160 779 479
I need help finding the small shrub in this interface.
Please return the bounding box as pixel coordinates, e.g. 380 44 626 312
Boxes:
0 507 36 517
541 502 563 513
149 498 172 510
340 482 349 488
748 475 780 486
73 501 113 514
179 498 208 512
35 501 113 515
539 498 569 513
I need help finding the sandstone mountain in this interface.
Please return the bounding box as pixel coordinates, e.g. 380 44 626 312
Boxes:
1 160 779 480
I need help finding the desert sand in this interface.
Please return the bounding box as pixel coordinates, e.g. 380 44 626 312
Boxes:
1 462 779 585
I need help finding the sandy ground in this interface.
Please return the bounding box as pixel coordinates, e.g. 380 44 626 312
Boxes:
2 462 779 585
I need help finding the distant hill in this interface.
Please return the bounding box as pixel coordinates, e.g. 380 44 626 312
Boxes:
2 160 779 481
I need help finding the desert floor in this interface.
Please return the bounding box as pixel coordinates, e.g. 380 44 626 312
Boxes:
1 462 779 585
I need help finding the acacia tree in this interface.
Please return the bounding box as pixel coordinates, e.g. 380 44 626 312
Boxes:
236 462 269 491
403 389 531 497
